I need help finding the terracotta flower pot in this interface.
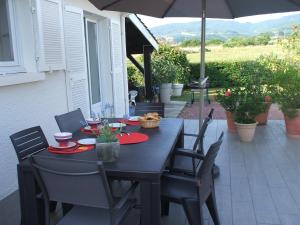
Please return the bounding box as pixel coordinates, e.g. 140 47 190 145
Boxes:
255 102 271 125
225 111 236 133
284 110 300 138
235 122 258 142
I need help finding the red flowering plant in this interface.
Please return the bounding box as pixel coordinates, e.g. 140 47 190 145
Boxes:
216 88 238 112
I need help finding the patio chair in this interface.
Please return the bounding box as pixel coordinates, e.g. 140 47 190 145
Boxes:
129 90 138 105
184 108 214 155
10 126 49 162
169 116 211 175
29 155 138 225
135 102 165 117
161 132 224 225
10 126 58 212
55 108 87 135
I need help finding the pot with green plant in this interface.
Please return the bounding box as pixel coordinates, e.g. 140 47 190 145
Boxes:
268 56 300 137
234 92 266 142
216 88 238 132
95 124 120 162
152 48 178 103
277 88 300 138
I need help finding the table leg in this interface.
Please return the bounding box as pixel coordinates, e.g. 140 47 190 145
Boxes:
17 165 43 225
140 181 161 225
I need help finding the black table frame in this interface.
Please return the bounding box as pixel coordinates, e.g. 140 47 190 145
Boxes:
17 118 184 225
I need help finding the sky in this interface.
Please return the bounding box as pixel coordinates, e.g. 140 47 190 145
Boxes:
139 11 300 28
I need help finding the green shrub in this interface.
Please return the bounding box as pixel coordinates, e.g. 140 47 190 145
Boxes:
127 64 144 87
152 45 191 85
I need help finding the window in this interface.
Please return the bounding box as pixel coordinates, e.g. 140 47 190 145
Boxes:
0 0 20 68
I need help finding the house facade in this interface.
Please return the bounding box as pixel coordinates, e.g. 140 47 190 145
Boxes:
0 0 156 217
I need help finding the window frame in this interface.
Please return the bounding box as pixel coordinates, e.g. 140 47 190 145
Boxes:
0 0 23 71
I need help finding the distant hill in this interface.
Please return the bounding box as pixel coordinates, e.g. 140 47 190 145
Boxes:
150 13 300 43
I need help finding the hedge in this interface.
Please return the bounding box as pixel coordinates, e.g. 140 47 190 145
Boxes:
190 61 263 88
129 60 267 89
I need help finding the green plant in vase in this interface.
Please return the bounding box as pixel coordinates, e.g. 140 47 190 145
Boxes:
234 87 266 142
95 123 120 162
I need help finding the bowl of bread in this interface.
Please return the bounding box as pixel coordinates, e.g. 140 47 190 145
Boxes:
139 112 161 128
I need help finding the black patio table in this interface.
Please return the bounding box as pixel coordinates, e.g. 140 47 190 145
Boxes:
17 118 184 225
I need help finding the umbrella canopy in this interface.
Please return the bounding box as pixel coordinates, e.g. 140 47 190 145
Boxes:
89 0 300 18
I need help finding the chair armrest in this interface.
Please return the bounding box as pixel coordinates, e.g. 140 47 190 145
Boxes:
113 182 138 210
162 173 197 185
184 133 198 137
174 148 205 160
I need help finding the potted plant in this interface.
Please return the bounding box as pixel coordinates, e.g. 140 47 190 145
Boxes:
152 56 176 103
255 95 272 125
152 44 190 100
94 123 120 162
216 88 238 132
276 83 300 138
234 90 265 142
269 57 300 138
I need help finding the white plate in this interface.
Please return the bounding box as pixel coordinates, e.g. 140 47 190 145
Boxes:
53 141 77 149
78 138 96 145
128 116 140 121
109 123 126 128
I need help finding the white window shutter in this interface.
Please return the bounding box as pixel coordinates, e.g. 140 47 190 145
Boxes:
63 6 90 117
35 0 65 71
110 21 126 117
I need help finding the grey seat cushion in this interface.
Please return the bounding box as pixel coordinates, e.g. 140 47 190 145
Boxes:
58 199 135 225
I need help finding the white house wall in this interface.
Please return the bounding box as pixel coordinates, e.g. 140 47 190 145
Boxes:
0 0 128 200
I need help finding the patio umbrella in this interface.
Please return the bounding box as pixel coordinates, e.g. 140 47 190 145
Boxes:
89 0 300 128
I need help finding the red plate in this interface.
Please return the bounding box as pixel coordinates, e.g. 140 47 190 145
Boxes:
48 145 94 154
116 132 149 145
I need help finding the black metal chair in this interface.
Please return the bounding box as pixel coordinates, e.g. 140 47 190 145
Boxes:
10 126 58 212
170 116 211 175
29 155 138 225
55 108 87 135
10 126 49 162
161 132 224 225
135 103 165 117
169 108 214 175
184 108 214 155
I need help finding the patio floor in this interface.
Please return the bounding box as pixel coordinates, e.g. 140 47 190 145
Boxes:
3 119 300 225
162 119 300 225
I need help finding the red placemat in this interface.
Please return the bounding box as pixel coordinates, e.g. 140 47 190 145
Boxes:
48 145 94 154
118 119 141 126
116 132 149 145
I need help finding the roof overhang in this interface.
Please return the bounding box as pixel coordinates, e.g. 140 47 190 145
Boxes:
126 14 159 55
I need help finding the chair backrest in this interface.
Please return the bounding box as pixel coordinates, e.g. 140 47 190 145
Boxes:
129 90 138 100
194 108 214 154
192 117 210 153
135 102 165 117
10 126 49 162
29 155 114 209
196 132 224 199
55 109 86 134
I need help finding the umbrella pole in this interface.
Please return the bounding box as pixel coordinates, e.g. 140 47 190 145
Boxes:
199 0 206 130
